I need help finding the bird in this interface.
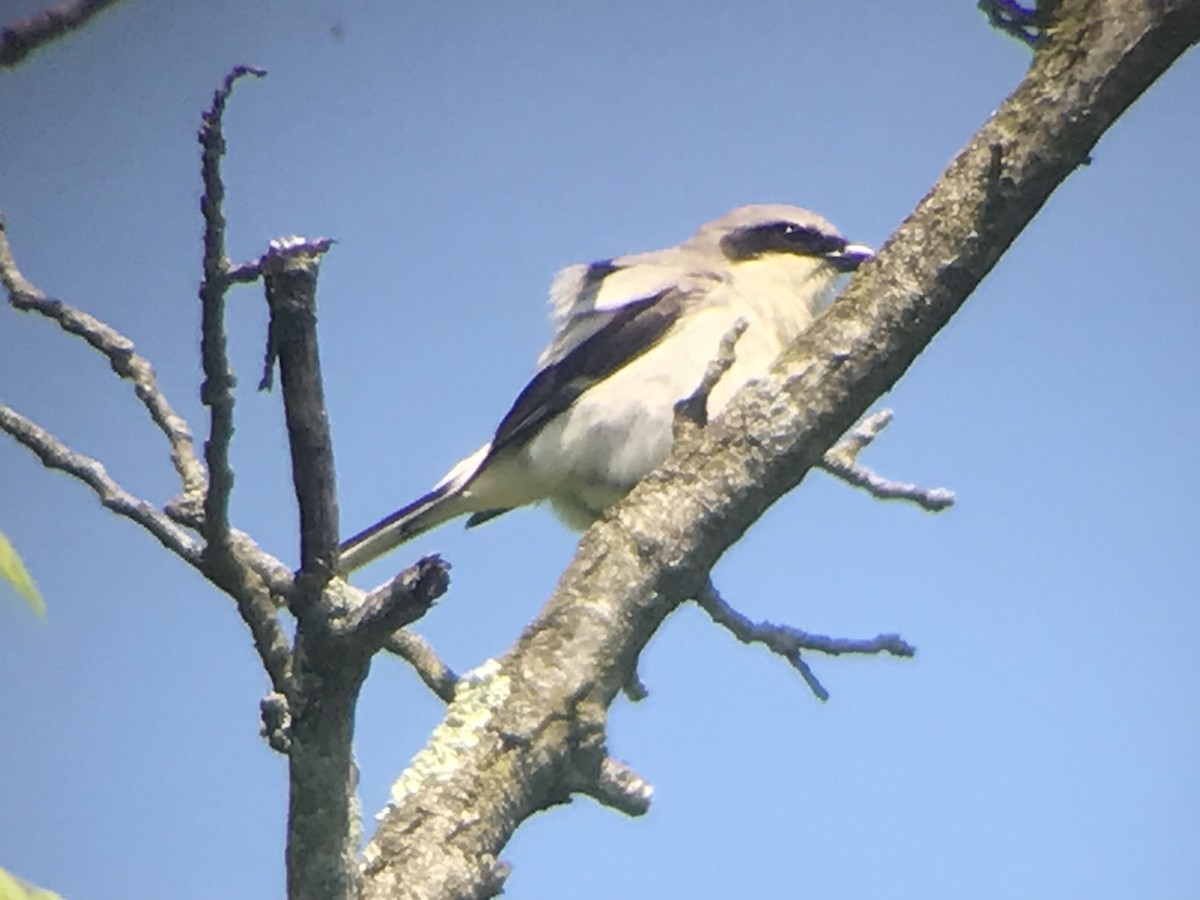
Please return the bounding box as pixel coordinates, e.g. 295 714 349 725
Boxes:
338 204 871 573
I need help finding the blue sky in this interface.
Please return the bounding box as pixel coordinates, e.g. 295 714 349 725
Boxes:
1 3 1197 898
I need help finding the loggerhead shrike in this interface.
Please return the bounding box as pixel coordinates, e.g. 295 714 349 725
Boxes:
338 204 872 573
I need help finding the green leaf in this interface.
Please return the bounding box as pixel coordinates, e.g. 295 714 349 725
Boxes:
0 866 63 900
0 531 45 618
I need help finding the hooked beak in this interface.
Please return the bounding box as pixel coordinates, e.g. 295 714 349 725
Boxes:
828 242 874 274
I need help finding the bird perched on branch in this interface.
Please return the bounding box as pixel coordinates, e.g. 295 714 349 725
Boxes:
338 204 871 573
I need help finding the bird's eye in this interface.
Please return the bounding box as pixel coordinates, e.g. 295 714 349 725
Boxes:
775 223 845 255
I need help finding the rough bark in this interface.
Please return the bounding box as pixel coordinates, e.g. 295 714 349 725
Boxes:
360 2 1200 897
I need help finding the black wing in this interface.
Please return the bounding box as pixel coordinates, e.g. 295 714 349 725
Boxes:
489 288 684 457
460 288 686 530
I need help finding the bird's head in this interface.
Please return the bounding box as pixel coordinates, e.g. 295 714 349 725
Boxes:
688 203 872 274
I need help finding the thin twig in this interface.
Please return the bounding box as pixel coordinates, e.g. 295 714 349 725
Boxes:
0 217 208 502
0 402 294 694
0 0 125 68
695 580 915 702
226 257 265 284
1 200 293 692
820 409 955 512
0 403 202 564
674 317 748 429
197 65 266 552
190 66 297 695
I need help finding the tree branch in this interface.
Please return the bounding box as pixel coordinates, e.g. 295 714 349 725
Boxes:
0 200 295 699
251 225 428 899
694 581 916 702
0 397 296 700
342 555 450 647
197 65 265 553
361 3 1200 894
579 757 654 817
0 403 202 564
820 409 955 512
382 630 460 703
0 216 208 503
182 65 305 702
673 316 747 429
0 0 125 68
260 236 339 585
197 537 296 697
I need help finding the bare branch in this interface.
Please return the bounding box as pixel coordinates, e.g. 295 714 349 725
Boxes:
0 216 208 502
673 317 748 430
1 195 295 697
198 530 297 697
184 66 303 701
260 237 339 587
363 4 1200 892
227 528 296 600
0 403 202 564
671 326 955 514
229 588 293 695
0 377 293 706
195 72 366 899
695 581 915 702
226 257 264 285
197 65 266 551
382 630 460 703
0 0 125 68
339 555 450 647
566 756 654 818
256 238 333 392
820 410 956 512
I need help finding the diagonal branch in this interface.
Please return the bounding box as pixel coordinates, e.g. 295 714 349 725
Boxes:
0 401 296 694
382 631 460 703
203 542 295 697
1 188 293 697
227 528 297 599
0 403 202 564
341 555 451 648
0 0 126 68
0 216 208 503
362 3 1200 895
820 409 955 511
695 581 916 702
673 317 748 429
